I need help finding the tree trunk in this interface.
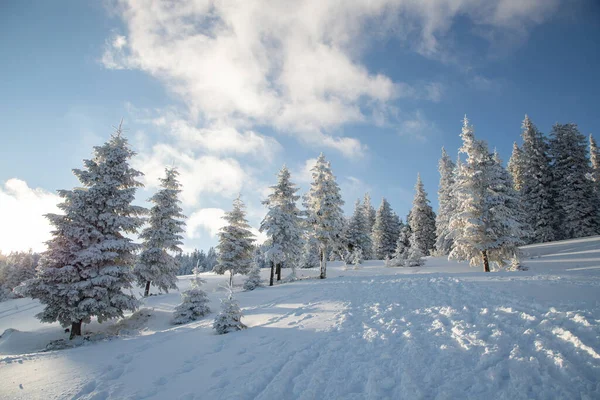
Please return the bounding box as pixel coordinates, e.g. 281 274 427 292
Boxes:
229 271 234 287
70 320 82 340
320 246 327 279
144 281 151 297
276 262 281 281
482 250 490 272
269 261 275 286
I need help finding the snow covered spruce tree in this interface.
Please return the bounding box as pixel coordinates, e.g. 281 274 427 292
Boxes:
449 116 523 272
346 199 372 258
409 174 436 256
362 193 376 259
243 260 263 291
507 142 525 192
519 116 555 243
213 286 246 334
301 233 321 269
435 148 456 256
405 234 425 267
490 150 528 252
171 267 210 325
215 196 255 287
260 165 304 285
18 124 145 339
389 225 411 267
134 167 185 297
372 198 398 260
550 123 598 239
303 154 345 279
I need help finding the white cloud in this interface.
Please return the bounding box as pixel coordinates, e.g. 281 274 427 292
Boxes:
103 1 560 153
154 116 281 160
296 158 318 184
0 179 61 253
187 207 226 239
133 143 248 206
186 206 267 245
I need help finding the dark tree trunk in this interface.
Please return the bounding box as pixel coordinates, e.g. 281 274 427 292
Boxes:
269 261 275 286
482 250 490 272
144 281 151 297
70 321 82 340
276 262 281 281
229 271 234 287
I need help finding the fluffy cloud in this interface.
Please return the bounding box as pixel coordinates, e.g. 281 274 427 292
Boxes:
0 179 61 253
104 0 559 157
133 143 248 206
147 113 282 160
187 207 226 239
187 206 266 245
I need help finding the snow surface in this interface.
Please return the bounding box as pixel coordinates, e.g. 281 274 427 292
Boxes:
1 237 599 399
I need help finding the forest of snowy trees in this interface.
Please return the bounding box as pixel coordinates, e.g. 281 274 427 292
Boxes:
5 114 600 338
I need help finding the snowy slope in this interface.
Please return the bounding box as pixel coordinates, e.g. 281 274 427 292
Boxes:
1 237 599 399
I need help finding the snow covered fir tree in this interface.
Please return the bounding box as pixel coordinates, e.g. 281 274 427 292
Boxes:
214 196 255 286
260 165 304 285
133 167 186 297
303 154 345 279
449 116 524 272
171 267 210 325
213 287 246 335
550 123 598 239
408 174 436 256
18 124 145 339
243 259 263 291
435 148 455 256
346 199 372 260
513 116 555 243
372 198 400 260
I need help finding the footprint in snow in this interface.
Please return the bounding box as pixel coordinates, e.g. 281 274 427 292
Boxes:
211 367 227 378
116 353 133 364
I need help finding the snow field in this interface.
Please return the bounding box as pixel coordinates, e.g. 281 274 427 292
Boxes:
0 237 599 399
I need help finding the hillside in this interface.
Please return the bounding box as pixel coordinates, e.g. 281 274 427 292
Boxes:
0 236 599 399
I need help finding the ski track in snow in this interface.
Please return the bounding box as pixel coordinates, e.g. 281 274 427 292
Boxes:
1 238 600 399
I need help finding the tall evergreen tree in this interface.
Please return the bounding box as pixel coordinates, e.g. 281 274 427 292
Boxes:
520 115 555 243
372 198 398 260
215 196 255 286
303 154 345 279
260 166 304 285
550 123 598 239
134 167 185 297
449 116 522 272
362 192 376 233
18 125 145 338
347 199 372 257
435 148 456 256
507 142 525 191
409 174 436 256
489 150 527 254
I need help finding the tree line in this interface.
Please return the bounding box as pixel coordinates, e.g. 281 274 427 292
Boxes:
11 113 600 338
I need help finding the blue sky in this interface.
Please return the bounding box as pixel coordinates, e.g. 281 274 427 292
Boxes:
1 0 599 253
